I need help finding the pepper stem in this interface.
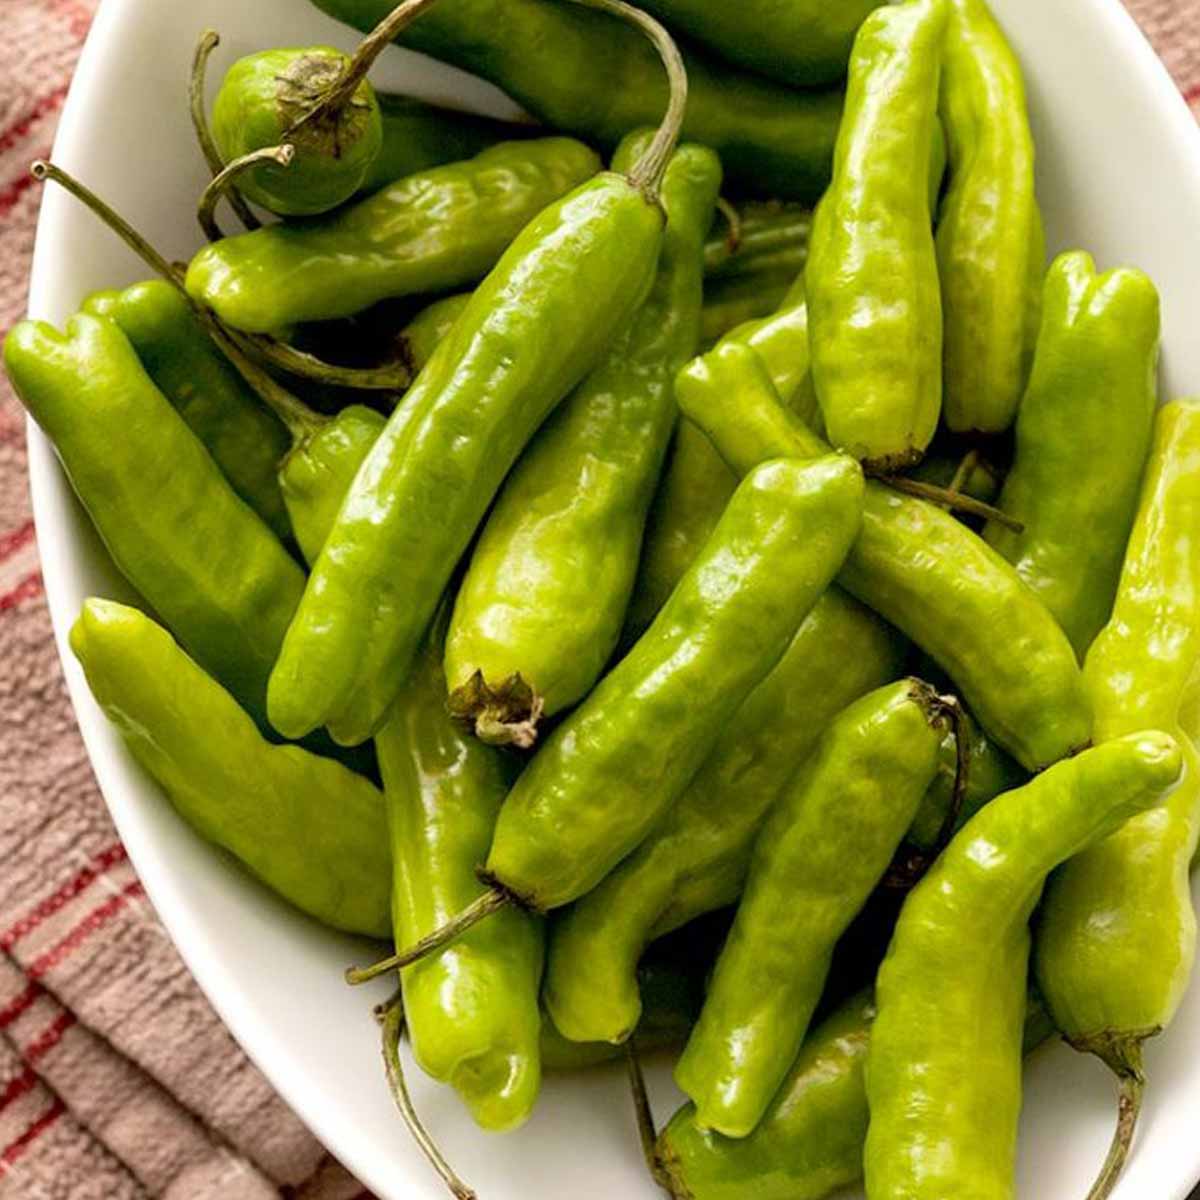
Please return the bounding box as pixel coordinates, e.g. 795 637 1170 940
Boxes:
30 160 326 443
931 693 971 851
379 1001 478 1200
878 474 1024 533
714 197 742 256
190 30 261 232
345 888 511 985
230 328 413 392
564 0 687 200
626 1043 672 1195
198 144 294 242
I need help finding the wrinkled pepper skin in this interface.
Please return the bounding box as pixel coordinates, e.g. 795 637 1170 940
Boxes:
635 0 883 88
82 281 292 541
185 138 599 333
938 0 1043 435
658 989 1056 1200
4 315 305 733
676 341 1091 771
806 0 947 470
377 626 544 1132
544 589 903 1045
675 681 945 1138
269 172 667 747
70 600 391 936
1037 401 1200 1081
865 733 1181 1200
310 0 845 200
445 137 721 744
213 47 382 216
485 455 866 912
985 252 1161 658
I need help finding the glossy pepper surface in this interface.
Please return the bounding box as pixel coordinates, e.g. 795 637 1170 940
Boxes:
445 134 721 745
81 280 292 541
938 0 1044 435
866 733 1181 1200
310 0 845 199
675 681 946 1138
4 314 305 733
269 145 672 747
985 251 1160 658
485 454 866 912
377 621 544 1132
544 590 903 1046
186 137 599 332
70 599 391 936
806 0 947 470
676 339 1091 771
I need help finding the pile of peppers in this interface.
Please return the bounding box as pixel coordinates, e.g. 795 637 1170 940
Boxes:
7 0 1200 1197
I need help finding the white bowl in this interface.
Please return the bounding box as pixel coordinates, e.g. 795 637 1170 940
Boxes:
26 1 1200 1196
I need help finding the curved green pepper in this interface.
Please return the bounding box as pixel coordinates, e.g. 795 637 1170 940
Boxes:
310 0 845 200
938 0 1044 435
377 621 543 1131
186 138 600 333
269 146 673 747
69 599 391 936
4 314 305 734
985 252 1161 658
806 0 947 470
444 134 720 745
676 340 1091 771
543 589 903 1045
81 280 292 541
1035 399 1200 1192
674 680 947 1138
485 455 865 913
865 732 1181 1200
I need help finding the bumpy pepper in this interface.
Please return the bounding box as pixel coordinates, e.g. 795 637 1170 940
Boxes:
676 340 1091 771
865 733 1181 1200
444 133 720 745
674 681 948 1137
1035 399 1200 1197
70 599 391 936
938 0 1044 435
806 0 947 470
81 280 292 540
544 589 903 1045
985 251 1161 658
310 0 845 199
186 137 599 332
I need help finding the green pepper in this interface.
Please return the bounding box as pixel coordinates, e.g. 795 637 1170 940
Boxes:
269 43 689 746
543 589 903 1046
310 0 845 200
1035 399 1200 1197
699 272 797 347
938 0 1044 435
806 0 947 471
865 732 1181 1200
676 340 1091 772
674 680 948 1138
377 619 543 1131
185 137 600 333
702 204 811 284
4 314 305 734
81 280 292 541
984 252 1161 659
69 599 391 936
444 133 721 746
397 293 472 374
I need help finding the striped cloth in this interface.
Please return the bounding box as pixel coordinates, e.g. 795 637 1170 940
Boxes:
0 2 1197 1197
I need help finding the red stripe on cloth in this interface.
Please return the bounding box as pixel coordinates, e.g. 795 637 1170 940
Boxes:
0 521 34 566
0 1070 37 1118
0 171 39 221
0 844 128 952
23 1013 76 1065
26 881 146 981
47 0 94 41
0 86 68 157
1186 82 1200 106
0 1098 66 1171
0 573 43 614
0 984 43 1031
